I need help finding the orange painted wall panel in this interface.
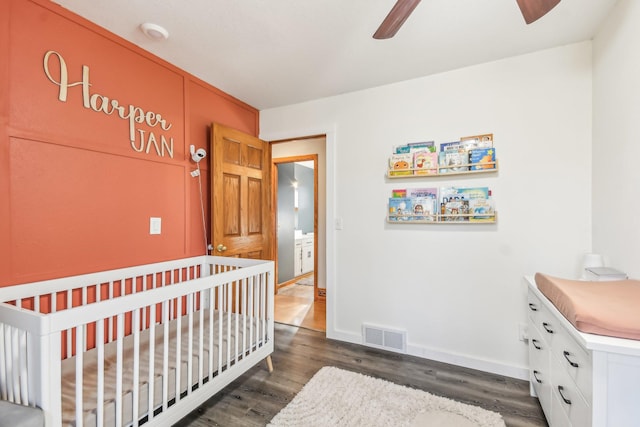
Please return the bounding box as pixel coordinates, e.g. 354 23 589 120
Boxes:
10 0 185 160
9 137 186 282
0 0 260 286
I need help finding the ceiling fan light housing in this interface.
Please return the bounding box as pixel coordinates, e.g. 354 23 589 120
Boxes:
140 22 169 40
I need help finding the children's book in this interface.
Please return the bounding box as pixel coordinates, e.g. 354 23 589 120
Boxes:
411 197 437 221
406 187 438 199
456 187 490 200
408 141 436 152
461 133 493 148
388 198 413 221
414 151 438 175
391 189 407 198
468 198 495 222
389 153 413 176
469 147 496 170
438 149 469 173
443 198 469 222
439 141 463 152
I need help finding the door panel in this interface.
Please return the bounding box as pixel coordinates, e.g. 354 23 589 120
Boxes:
211 123 272 260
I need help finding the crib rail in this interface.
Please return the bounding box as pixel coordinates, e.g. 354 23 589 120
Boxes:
0 256 274 427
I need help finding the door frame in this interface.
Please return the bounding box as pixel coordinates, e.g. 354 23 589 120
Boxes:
262 127 335 339
272 153 319 300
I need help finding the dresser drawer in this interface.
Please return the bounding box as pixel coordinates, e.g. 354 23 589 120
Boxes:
551 322 592 404
528 323 552 418
535 296 561 348
527 289 543 324
550 356 591 427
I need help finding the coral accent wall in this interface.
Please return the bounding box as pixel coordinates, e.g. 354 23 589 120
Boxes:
0 0 259 286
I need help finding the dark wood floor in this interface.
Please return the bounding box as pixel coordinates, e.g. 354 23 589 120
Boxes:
175 323 548 427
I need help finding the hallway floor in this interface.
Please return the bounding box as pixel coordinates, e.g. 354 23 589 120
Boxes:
274 278 325 332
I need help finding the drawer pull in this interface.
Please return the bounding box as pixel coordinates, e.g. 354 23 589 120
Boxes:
563 350 579 368
542 322 554 334
528 303 538 311
557 386 572 405
532 339 542 350
533 370 543 383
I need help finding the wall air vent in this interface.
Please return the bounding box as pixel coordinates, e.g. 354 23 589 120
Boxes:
362 324 407 353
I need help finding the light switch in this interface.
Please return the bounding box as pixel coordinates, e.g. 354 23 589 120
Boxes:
150 217 162 235
335 217 343 230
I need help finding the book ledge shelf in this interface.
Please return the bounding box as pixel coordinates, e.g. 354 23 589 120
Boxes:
387 212 497 224
386 160 499 179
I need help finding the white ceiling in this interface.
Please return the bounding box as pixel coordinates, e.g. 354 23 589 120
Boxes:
52 0 619 110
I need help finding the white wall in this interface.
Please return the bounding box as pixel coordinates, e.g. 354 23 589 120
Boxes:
261 42 593 379
592 0 640 277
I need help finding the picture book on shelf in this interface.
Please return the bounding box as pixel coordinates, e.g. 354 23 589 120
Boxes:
469 147 496 170
411 197 437 221
394 141 435 154
414 151 438 175
406 187 438 199
456 187 490 200
388 198 413 221
460 133 493 147
389 153 413 176
391 189 407 198
438 149 469 173
468 198 495 222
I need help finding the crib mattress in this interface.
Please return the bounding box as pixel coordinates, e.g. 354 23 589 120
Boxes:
60 309 263 427
535 272 640 340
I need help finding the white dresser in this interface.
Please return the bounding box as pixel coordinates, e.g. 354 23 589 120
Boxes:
525 276 640 427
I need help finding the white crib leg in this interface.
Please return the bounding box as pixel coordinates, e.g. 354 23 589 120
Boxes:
265 355 273 373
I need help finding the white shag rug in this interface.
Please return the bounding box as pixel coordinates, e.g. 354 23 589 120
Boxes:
268 366 506 427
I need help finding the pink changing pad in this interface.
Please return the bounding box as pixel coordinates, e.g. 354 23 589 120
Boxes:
535 273 640 341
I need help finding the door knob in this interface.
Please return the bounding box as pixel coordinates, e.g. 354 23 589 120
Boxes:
216 244 227 252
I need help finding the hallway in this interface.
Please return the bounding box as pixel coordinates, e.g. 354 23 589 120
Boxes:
274 276 325 332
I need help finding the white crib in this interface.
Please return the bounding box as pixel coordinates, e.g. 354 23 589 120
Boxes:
0 256 274 427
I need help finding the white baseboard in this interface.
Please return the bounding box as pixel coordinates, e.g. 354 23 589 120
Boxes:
326 327 529 381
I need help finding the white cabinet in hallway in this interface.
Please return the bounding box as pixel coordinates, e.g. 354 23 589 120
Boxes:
295 235 314 276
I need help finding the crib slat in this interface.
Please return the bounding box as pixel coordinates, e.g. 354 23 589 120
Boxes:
235 281 240 363
175 296 182 403
11 327 20 404
226 282 231 369
198 292 204 387
75 326 84 427
0 325 6 400
96 318 105 427
162 300 169 412
67 290 73 358
115 313 124 427
147 304 156 422
132 309 140 427
262 273 267 342
217 286 223 374
242 278 247 357
186 293 193 396
249 276 255 354
19 330 28 405
208 288 214 380
3 325 14 403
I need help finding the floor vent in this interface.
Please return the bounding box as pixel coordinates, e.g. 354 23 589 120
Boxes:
362 324 407 353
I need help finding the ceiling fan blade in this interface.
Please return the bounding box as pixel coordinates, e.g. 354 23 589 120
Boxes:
516 0 561 24
373 0 421 39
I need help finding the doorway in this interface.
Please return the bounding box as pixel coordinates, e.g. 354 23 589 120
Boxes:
272 137 326 332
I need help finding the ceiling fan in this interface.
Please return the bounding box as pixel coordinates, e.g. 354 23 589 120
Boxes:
373 0 562 39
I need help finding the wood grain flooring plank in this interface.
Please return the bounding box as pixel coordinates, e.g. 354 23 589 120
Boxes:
175 323 547 427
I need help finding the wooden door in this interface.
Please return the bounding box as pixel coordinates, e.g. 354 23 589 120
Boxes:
210 123 272 260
